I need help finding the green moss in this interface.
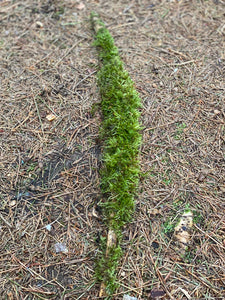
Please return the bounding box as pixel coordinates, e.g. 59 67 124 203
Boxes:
91 13 142 297
96 242 122 296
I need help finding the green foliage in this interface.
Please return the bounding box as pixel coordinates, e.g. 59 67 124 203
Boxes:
91 13 142 296
163 219 175 235
193 210 204 225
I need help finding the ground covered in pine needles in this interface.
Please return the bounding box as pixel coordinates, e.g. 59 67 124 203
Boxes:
0 0 225 299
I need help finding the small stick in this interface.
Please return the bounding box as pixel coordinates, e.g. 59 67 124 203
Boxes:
99 227 117 297
144 121 177 132
33 96 44 136
73 70 96 89
91 15 118 297
12 112 33 131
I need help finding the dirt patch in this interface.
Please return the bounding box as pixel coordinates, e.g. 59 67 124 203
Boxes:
0 0 225 299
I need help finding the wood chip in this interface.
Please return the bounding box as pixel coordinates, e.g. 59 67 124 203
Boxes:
46 113 56 121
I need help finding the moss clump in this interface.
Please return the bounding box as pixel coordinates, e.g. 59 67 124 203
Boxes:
91 13 142 297
96 238 123 296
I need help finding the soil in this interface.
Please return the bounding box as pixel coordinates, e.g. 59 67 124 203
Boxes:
0 0 225 299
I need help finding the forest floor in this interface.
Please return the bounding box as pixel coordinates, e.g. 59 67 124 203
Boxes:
0 0 225 299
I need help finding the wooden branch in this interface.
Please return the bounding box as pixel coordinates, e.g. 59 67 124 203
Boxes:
99 228 117 297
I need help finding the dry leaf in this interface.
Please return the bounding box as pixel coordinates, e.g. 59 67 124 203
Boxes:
150 288 166 299
174 210 193 253
99 282 106 297
46 113 56 121
148 208 161 216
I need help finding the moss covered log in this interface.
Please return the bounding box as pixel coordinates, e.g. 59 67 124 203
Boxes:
91 13 142 297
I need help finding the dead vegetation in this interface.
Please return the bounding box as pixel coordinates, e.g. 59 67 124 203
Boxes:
0 0 225 299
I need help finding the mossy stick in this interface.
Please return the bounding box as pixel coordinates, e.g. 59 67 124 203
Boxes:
91 13 142 297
